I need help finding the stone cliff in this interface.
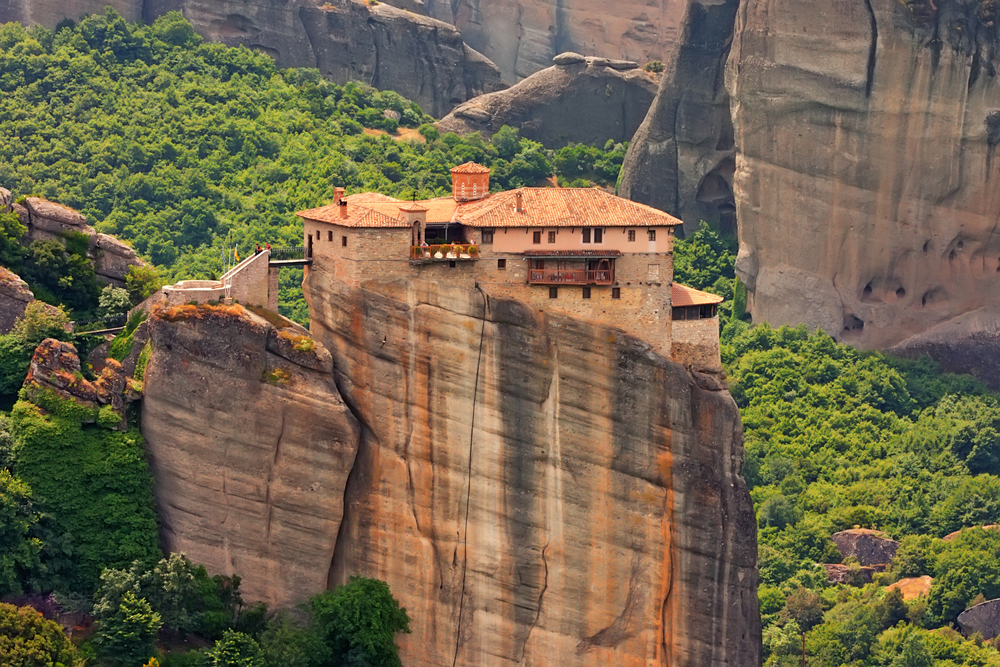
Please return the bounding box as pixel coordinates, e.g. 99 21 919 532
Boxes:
439 54 659 147
0 0 504 118
384 0 686 84
728 0 1000 359
618 0 739 235
135 272 759 665
303 265 758 667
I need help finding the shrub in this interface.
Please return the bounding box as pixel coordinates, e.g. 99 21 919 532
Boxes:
206 630 263 667
99 284 133 318
126 265 164 303
644 60 665 73
0 601 80 666
308 577 410 667
94 590 162 667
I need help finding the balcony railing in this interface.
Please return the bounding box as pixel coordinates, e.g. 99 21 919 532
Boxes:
411 244 480 261
528 269 614 285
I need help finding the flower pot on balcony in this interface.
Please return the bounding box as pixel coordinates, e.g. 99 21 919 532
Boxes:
446 252 457 259
460 253 471 259
434 252 444 259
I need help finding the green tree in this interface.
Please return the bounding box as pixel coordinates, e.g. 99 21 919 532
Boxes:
0 601 80 666
492 125 522 161
207 630 263 667
99 284 133 318
308 577 411 667
94 590 162 667
0 470 43 596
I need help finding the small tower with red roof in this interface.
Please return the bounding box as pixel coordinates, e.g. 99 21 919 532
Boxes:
451 162 490 202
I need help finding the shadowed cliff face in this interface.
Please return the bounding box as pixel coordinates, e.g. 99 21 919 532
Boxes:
618 0 740 236
385 0 686 84
0 0 504 117
728 0 1000 355
304 265 758 667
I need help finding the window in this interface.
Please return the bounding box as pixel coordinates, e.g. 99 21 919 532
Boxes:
549 287 558 299
594 229 603 243
582 229 591 243
548 231 556 243
342 236 348 247
316 230 321 240
648 229 656 241
612 287 621 299
648 264 660 281
497 258 507 270
482 229 494 244
473 183 478 197
533 231 541 244
672 307 686 320
628 230 636 242
582 287 591 299
328 231 333 242
449 260 457 268
701 304 717 318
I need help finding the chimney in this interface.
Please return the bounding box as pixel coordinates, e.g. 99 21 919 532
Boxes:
515 191 524 213
338 199 348 219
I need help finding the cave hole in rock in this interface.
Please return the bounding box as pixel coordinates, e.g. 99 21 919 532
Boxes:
843 313 865 335
923 240 931 253
996 258 1000 272
861 282 874 301
957 240 965 250
949 249 957 262
896 287 906 299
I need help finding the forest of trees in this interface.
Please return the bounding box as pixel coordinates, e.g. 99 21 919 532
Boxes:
3 9 1000 667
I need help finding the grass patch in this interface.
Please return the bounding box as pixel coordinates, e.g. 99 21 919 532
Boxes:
277 330 316 354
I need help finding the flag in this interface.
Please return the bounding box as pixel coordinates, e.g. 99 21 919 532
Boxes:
235 247 240 262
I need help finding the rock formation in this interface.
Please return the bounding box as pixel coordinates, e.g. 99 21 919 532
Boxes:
0 0 505 118
11 196 145 287
303 265 759 667
959 599 1000 640
727 0 1000 356
384 0 686 84
885 575 933 601
822 563 879 585
137 303 361 608
438 54 659 146
0 267 36 333
831 529 900 567
618 0 739 236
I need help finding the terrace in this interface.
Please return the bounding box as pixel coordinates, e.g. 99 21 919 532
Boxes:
410 243 480 262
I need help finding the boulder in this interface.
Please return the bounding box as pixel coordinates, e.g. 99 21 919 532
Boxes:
943 525 1000 542
0 267 35 334
586 56 613 67
438 59 659 147
0 187 11 211
832 529 900 566
553 51 587 66
608 59 640 71
823 563 878 585
959 599 1000 640
885 576 933 601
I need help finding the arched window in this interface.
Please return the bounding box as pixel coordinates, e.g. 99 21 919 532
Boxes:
462 183 467 198
473 183 478 197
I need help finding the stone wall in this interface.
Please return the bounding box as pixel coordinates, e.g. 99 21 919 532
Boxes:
304 222 676 357
671 316 721 371
222 250 270 308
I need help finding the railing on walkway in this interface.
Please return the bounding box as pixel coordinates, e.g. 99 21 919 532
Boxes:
527 269 614 285
268 247 306 261
72 312 128 332
410 244 480 261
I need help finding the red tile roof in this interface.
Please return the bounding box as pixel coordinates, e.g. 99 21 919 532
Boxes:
453 188 682 228
451 162 491 174
672 284 724 307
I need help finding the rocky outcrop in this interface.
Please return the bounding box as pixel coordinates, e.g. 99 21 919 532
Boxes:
823 563 879 585
0 0 505 118
0 267 35 333
386 0 686 84
959 599 1000 640
138 304 360 608
22 338 132 427
12 196 145 287
727 0 1000 355
943 525 1000 541
438 56 659 146
618 0 740 235
886 576 933 601
303 266 759 667
832 529 900 567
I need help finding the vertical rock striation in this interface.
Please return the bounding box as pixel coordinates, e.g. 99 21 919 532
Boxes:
304 265 758 667
618 0 740 235
139 305 361 608
727 0 1000 355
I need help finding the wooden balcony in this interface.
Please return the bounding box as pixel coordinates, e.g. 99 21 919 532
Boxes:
527 269 614 285
411 244 480 262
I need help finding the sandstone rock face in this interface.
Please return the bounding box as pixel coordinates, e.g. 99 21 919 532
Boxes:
618 0 740 235
438 59 659 146
0 267 35 334
391 0 687 83
0 0 140 28
139 305 361 608
886 575 933 601
144 0 504 118
15 196 145 286
959 599 1000 640
304 266 759 667
832 529 900 566
822 563 878 585
727 0 1000 352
